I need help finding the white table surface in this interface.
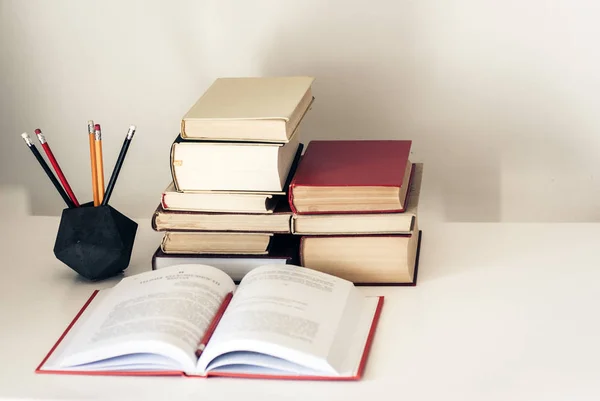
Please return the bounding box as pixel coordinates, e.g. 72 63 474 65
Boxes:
1 208 599 400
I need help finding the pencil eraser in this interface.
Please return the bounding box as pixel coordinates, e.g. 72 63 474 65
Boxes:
94 124 101 130
21 133 33 146
34 129 42 135
129 125 136 130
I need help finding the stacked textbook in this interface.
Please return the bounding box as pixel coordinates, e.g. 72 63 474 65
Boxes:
289 140 422 285
152 77 315 281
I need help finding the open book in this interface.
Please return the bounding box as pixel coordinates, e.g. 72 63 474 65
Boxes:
37 264 383 380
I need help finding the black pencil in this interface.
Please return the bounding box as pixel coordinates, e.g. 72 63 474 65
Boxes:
21 133 75 209
101 126 136 206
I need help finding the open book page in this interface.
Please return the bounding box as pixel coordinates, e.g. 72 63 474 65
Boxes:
41 265 235 373
196 265 371 376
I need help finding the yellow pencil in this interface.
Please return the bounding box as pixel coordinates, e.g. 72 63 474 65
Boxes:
88 121 99 206
94 124 105 205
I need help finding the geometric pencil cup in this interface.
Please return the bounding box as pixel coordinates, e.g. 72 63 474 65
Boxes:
53 203 138 281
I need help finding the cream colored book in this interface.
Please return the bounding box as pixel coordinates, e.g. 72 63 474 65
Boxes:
161 232 273 255
152 203 292 233
161 183 281 214
292 164 423 235
171 132 301 192
181 77 315 142
300 224 420 285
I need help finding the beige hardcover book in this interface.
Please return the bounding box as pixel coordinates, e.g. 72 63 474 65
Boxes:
161 183 281 214
181 77 315 142
161 232 273 255
292 164 423 235
300 223 420 284
152 203 292 233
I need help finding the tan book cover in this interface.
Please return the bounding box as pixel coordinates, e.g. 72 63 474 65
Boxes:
300 227 420 285
181 77 315 142
160 182 282 214
161 232 273 255
152 202 292 233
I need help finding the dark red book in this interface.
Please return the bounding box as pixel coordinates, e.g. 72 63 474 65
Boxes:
288 140 413 214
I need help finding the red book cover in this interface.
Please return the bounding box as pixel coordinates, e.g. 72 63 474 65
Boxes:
289 140 412 214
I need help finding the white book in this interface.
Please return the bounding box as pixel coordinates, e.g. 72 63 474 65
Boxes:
36 264 383 380
161 183 282 214
171 132 301 192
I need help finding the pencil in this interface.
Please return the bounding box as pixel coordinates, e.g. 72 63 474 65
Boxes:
102 125 136 206
195 292 233 357
21 133 75 208
88 121 99 206
94 124 105 205
34 129 80 207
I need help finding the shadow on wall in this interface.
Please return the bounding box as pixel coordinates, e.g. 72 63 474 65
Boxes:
256 7 501 222
255 6 596 222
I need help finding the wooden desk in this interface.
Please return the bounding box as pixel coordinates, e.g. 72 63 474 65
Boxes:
1 213 599 400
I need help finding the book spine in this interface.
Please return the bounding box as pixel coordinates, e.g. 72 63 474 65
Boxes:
288 183 299 214
298 236 306 266
160 233 169 253
398 163 416 213
151 210 159 232
180 120 186 139
161 192 169 210
285 145 304 215
170 143 181 192
151 250 158 270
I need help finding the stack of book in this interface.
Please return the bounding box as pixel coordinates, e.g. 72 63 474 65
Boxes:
289 140 422 285
151 76 315 281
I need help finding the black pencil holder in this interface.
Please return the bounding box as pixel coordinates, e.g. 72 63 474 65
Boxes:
53 202 138 281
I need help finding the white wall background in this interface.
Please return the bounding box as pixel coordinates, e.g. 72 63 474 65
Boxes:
2 0 600 222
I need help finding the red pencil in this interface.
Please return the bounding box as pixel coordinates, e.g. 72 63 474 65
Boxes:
34 129 80 207
196 292 234 357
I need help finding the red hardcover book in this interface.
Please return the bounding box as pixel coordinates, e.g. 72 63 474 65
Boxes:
36 264 383 380
289 140 413 214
